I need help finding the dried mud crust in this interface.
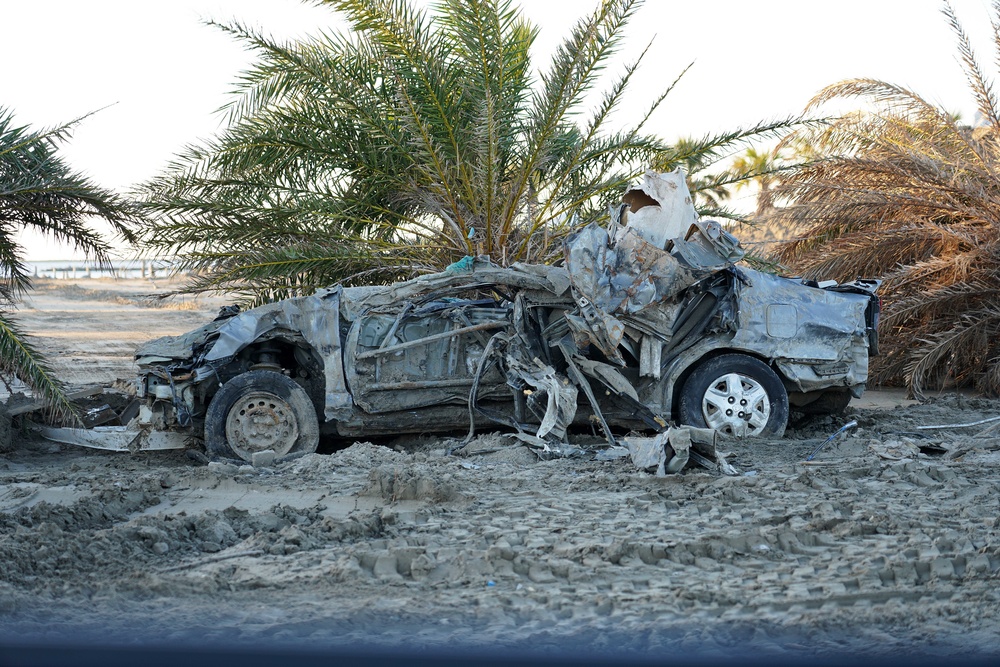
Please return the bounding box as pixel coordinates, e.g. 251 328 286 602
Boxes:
0 400 999 658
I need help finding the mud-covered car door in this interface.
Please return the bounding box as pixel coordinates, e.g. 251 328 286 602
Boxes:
344 296 512 413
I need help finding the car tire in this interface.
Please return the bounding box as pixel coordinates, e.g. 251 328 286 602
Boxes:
205 370 320 462
678 353 788 438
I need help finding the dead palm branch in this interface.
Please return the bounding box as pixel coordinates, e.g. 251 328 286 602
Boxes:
769 1 1000 397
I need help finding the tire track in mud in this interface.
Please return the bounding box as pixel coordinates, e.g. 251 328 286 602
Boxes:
156 448 999 653
0 427 999 656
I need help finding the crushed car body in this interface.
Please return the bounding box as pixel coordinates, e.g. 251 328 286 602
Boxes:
129 169 880 467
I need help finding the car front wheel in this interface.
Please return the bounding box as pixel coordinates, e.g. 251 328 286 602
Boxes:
205 370 319 462
678 354 788 438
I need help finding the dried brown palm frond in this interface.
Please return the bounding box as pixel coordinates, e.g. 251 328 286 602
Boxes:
768 2 1000 397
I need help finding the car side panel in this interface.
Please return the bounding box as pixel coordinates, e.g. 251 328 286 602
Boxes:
345 305 511 413
729 271 870 393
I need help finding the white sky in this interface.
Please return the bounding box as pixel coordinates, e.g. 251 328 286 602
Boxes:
2 0 994 260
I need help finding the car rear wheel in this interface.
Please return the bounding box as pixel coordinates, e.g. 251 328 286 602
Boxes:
205 370 319 462
678 354 788 438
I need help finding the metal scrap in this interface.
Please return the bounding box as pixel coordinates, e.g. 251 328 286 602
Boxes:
37 425 189 452
616 168 699 248
624 425 728 476
806 420 859 461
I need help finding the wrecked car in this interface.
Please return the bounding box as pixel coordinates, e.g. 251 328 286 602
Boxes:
130 170 880 463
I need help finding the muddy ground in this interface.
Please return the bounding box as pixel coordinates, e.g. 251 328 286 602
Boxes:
0 279 998 661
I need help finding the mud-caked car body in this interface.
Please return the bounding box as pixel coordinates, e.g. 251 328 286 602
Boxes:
135 174 879 463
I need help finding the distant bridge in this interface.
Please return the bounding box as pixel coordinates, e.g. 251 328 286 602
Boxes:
27 259 186 280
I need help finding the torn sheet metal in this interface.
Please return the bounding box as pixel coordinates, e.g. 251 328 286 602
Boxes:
625 430 683 476
503 337 579 443
571 356 639 402
38 425 189 452
618 168 698 248
517 364 578 442
562 222 697 360
624 426 716 477
624 426 721 476
564 224 695 318
670 220 745 269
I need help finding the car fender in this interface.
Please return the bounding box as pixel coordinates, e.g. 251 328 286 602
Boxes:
643 337 765 419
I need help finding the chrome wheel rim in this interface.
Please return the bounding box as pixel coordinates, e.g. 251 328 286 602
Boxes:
701 372 771 436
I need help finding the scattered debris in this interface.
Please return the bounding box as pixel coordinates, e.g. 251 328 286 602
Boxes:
35 425 190 452
5 385 104 417
915 415 1000 430
624 426 726 476
806 420 859 461
869 437 923 461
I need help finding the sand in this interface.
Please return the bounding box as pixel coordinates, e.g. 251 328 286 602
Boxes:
0 278 998 660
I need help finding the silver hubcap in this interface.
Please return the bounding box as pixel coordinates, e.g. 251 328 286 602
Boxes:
225 391 299 459
702 372 771 436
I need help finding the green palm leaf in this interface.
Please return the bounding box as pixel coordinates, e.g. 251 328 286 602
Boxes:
139 0 793 304
0 107 136 415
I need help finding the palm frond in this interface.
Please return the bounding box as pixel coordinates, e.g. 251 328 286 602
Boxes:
140 0 800 306
944 0 1000 133
0 312 77 421
761 2 1000 395
0 107 137 413
1 108 137 296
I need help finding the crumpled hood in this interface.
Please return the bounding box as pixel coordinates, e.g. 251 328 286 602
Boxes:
134 318 228 365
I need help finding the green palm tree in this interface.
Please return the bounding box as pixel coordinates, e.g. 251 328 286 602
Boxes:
0 108 135 414
730 146 781 219
139 0 797 305
768 1 1000 397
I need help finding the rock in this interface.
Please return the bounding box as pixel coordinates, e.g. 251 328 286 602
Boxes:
207 461 239 475
252 449 276 467
373 553 400 579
